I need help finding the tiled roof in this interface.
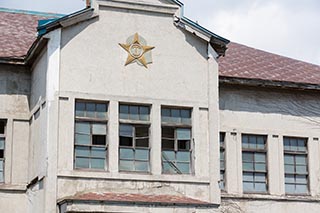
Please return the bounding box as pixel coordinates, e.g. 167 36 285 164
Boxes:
0 9 57 59
64 192 212 206
219 42 320 85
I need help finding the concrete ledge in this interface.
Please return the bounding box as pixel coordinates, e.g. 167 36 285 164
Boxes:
0 184 26 193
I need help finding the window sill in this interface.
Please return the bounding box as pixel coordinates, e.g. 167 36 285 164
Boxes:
221 193 318 202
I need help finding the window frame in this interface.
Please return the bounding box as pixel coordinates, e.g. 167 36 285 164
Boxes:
74 100 109 171
283 136 309 195
0 120 6 183
242 134 268 194
118 103 151 173
161 107 193 175
220 132 226 191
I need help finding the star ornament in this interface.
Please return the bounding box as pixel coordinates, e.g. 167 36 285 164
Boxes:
119 33 155 68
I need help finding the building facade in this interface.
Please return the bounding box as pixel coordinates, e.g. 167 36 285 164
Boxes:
1 0 320 212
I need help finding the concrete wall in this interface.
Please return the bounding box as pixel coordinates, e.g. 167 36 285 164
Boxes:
219 84 320 212
0 64 30 212
57 1 219 208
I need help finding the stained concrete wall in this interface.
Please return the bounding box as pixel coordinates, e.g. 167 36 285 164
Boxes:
219 84 320 212
57 0 219 208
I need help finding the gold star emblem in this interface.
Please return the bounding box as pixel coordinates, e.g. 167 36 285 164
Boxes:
119 33 155 68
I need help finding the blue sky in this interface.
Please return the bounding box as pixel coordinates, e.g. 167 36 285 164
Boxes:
1 0 319 65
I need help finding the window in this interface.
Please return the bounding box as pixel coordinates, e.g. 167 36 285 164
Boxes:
220 132 226 190
0 120 5 183
161 107 192 174
242 134 267 193
284 137 308 194
119 104 150 172
74 101 108 170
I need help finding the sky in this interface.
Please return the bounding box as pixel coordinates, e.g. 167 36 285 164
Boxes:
1 0 319 65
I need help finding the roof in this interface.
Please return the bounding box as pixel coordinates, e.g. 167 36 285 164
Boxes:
219 42 320 86
0 8 62 59
59 192 213 207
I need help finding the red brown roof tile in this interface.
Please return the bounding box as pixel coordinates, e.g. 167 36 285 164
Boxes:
64 192 212 206
0 10 56 59
219 42 320 85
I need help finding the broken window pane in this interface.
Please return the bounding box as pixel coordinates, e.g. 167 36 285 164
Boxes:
136 138 149 148
162 139 174 150
135 126 149 137
92 135 106 145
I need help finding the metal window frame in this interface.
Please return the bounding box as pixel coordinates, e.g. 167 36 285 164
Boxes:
161 107 193 175
118 104 151 173
0 120 6 183
220 132 226 190
283 136 309 195
74 100 108 171
242 134 268 194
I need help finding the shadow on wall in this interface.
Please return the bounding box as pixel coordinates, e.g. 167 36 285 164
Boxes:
0 64 30 95
219 84 320 118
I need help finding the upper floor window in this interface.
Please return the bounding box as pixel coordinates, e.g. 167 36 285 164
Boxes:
119 104 151 173
220 132 226 190
161 107 192 174
284 137 308 194
74 101 108 170
0 120 6 183
242 134 268 193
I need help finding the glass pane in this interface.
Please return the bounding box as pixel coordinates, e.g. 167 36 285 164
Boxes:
86 103 96 117
220 133 225 146
91 158 105 169
119 124 133 137
295 155 307 165
119 105 129 119
285 165 295 174
135 161 149 172
0 139 4 150
0 160 3 171
119 160 134 171
91 147 106 158
163 162 176 174
92 124 106 135
75 102 85 117
75 134 90 145
162 139 174 150
119 148 134 160
285 174 295 183
135 149 149 160
296 175 308 184
220 161 225 170
255 173 266 182
297 139 307 151
92 135 106 145
181 109 191 118
178 140 190 150
283 138 290 151
242 152 253 162
75 122 90 134
243 182 254 192
119 136 133 147
290 138 298 151
256 136 265 149
220 151 225 160
243 162 254 171
136 126 149 137
284 155 294 164
255 183 267 192
136 138 149 148
0 171 3 182
296 165 307 174
162 151 175 161
75 146 90 157
177 128 191 140
129 106 139 120
171 109 180 123
243 172 254 181
296 184 308 194
255 163 266 172
0 150 3 159
139 106 150 121
162 127 174 139
285 183 295 193
161 108 171 122
255 153 266 162
96 104 107 119
242 135 249 148
249 136 256 149
75 157 89 168
177 151 190 162
177 162 190 174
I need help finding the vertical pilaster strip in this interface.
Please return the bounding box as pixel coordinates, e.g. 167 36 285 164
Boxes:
108 100 119 174
308 136 319 196
268 134 281 195
151 103 161 175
